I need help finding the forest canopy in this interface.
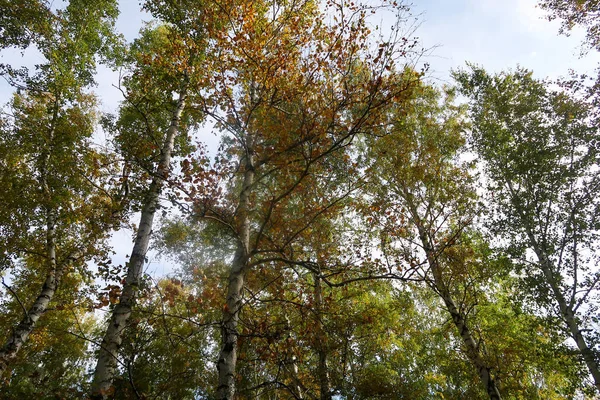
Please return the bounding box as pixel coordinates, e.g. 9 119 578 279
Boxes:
0 0 599 399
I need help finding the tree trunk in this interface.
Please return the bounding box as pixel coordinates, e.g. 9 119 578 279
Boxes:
0 212 58 378
91 91 187 399
282 315 304 399
505 178 600 392
285 355 304 399
411 208 501 400
529 238 600 392
314 272 332 400
216 140 254 400
0 101 64 379
431 276 502 400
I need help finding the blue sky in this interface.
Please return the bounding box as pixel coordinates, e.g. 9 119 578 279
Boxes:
411 0 600 82
2 0 598 110
439 0 597 79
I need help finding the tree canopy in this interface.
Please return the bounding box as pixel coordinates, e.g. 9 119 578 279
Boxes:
0 1 599 399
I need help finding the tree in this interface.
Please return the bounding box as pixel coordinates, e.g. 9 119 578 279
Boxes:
363 80 586 398
0 0 120 378
90 0 230 393
103 277 218 399
364 82 504 399
9 1 598 398
0 266 100 398
0 0 53 75
90 32 188 398
456 65 600 394
178 0 420 397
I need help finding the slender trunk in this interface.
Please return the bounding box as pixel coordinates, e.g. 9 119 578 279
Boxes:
216 243 248 400
529 239 600 391
216 141 254 400
412 211 501 400
0 212 58 378
314 273 331 400
431 276 502 400
285 355 304 399
282 315 304 399
504 180 600 390
0 116 61 379
91 92 187 399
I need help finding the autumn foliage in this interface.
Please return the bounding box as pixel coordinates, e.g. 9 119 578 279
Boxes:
0 1 599 399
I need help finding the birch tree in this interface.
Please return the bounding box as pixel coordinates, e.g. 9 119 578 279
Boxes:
0 0 120 378
179 0 419 397
456 66 600 394
91 23 193 400
90 0 249 394
364 83 504 399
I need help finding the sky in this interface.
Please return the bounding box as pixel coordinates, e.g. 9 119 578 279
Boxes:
2 0 599 277
413 0 600 82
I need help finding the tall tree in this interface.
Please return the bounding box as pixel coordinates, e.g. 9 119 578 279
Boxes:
91 0 243 395
180 0 419 396
0 0 120 378
364 83 503 399
456 65 600 394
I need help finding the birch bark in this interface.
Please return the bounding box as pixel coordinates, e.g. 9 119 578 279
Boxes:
314 272 332 400
527 232 600 392
0 212 58 377
216 137 254 400
91 91 187 399
420 227 502 400
0 112 60 378
506 178 600 391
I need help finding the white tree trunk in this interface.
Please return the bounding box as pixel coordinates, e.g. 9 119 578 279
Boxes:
530 239 600 392
216 141 254 400
91 92 187 399
0 212 58 377
0 124 64 378
314 272 331 400
506 179 600 392
286 355 304 399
